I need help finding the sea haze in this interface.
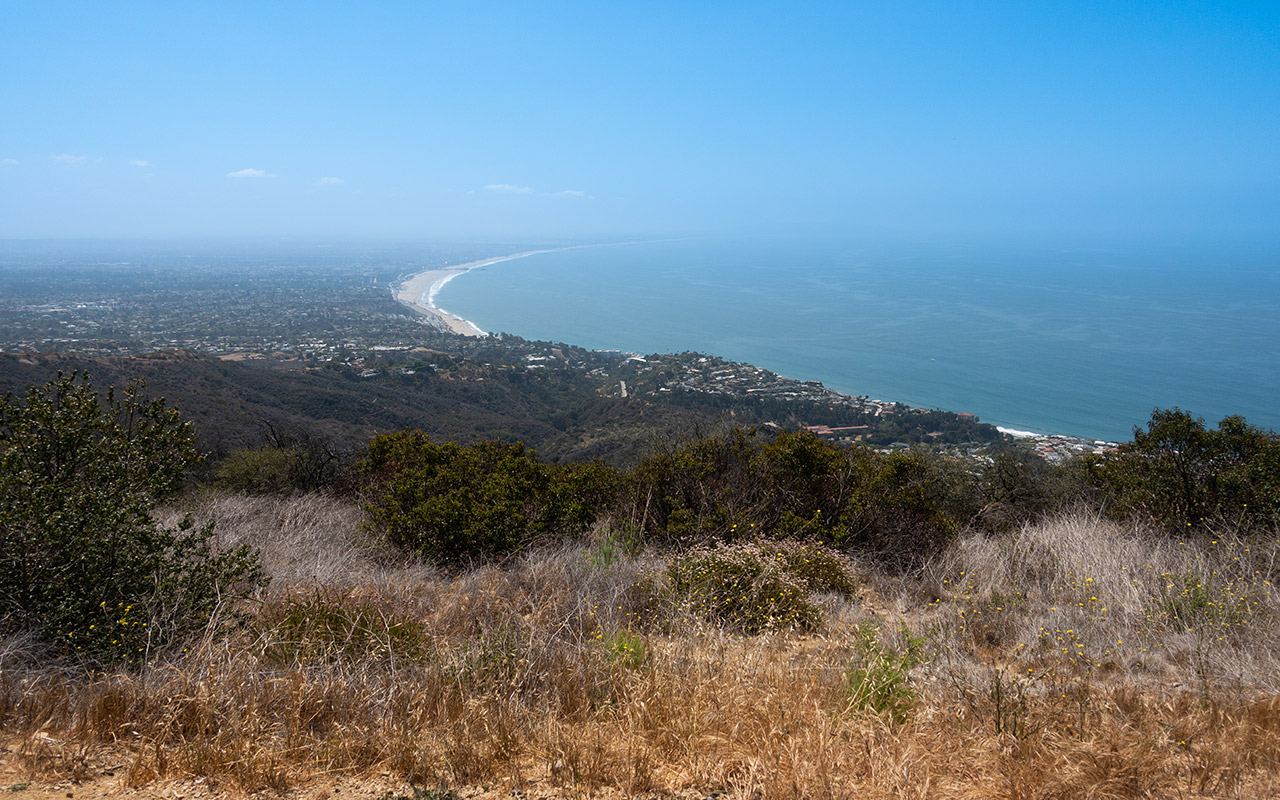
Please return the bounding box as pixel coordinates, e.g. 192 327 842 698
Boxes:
437 236 1280 442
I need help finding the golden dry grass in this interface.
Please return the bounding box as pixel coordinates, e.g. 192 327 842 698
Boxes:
6 498 1280 798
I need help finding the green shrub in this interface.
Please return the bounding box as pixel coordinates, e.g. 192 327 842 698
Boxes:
216 426 345 495
583 525 641 569
216 446 301 494
0 373 265 664
659 540 854 634
1087 408 1280 531
627 429 765 546
843 621 928 723
978 446 1090 530
627 429 965 572
256 590 432 667
602 629 648 670
356 430 617 567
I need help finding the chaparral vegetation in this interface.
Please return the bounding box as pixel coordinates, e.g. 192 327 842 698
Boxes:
3 374 1280 798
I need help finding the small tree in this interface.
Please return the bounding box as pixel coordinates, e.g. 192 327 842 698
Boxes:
1088 408 1280 531
0 373 264 664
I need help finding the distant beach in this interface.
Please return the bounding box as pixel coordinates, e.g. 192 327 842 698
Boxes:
394 249 570 336
394 240 663 338
434 236 1280 443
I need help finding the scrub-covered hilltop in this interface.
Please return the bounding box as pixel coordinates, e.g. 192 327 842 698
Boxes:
3 373 1280 799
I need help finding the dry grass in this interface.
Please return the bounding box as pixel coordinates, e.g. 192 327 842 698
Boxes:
926 510 1280 690
6 497 1280 798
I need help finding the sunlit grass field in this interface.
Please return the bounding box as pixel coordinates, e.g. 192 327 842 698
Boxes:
5 494 1280 798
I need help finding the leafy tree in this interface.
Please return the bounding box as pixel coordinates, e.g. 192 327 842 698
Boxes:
1087 408 1280 530
0 373 264 664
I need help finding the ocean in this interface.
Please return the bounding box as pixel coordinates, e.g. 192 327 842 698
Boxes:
435 235 1280 443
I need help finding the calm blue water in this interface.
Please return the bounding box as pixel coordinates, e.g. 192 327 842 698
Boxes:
438 236 1280 442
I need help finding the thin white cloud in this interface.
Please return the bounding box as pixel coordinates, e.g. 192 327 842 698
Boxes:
0 158 17 166
315 176 344 186
227 167 278 178
129 159 151 167
552 189 587 198
52 154 90 167
484 183 534 194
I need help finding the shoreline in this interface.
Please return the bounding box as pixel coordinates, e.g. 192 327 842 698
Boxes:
393 249 571 337
394 244 1117 449
393 239 666 338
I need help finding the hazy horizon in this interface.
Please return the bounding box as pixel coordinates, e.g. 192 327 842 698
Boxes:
2 2 1278 243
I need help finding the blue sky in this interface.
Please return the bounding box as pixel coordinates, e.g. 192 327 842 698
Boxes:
2 1 1278 240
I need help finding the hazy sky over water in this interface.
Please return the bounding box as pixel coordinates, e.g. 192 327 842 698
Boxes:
2 1 1278 241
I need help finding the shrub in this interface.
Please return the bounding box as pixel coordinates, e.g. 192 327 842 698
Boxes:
215 425 346 495
216 446 301 494
1087 408 1280 531
627 428 765 545
0 373 264 664
601 629 648 670
659 540 854 634
977 446 1090 530
843 621 928 723
627 429 966 572
256 590 432 667
826 447 968 572
356 430 617 567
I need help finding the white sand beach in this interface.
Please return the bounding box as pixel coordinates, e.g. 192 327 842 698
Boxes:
393 247 587 337
394 266 487 336
393 240 663 338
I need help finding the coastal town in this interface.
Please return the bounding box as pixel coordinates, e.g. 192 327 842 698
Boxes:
1 250 1117 458
596 349 1114 457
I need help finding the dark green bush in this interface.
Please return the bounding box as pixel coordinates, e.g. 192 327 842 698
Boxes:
216 446 301 494
215 425 345 494
0 373 265 664
627 429 966 571
626 428 766 545
976 446 1096 531
356 430 618 567
1086 409 1280 531
824 447 970 572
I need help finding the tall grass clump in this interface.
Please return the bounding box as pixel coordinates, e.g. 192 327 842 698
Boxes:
931 511 1280 689
255 589 433 668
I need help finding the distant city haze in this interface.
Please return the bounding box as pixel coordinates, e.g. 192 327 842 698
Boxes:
1 2 1277 242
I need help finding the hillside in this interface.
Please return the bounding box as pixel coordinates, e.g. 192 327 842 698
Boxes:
0 350 722 466
0 347 1003 468
4 249 1278 798
5 492 1280 799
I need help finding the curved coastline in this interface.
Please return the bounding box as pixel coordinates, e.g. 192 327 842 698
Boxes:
394 249 569 337
393 239 665 338
396 242 1117 448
